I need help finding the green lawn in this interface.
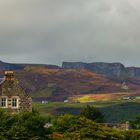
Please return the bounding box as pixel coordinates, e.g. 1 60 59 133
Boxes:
33 100 140 123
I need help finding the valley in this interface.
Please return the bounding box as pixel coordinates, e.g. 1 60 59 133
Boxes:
1 60 140 122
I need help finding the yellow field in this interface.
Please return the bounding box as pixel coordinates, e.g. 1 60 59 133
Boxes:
72 92 140 103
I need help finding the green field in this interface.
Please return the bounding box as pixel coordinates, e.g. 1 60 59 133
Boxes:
32 87 54 98
33 100 140 123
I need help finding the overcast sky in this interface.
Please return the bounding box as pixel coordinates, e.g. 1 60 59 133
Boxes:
0 0 140 66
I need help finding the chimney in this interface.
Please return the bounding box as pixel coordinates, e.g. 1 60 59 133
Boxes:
4 71 14 81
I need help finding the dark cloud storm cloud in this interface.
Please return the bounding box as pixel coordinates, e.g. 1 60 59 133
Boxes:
0 0 140 66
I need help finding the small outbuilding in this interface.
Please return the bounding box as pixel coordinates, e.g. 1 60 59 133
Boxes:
122 96 130 100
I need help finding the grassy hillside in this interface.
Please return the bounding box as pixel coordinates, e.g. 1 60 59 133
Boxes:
15 66 129 101
72 92 140 102
33 99 140 123
101 102 140 122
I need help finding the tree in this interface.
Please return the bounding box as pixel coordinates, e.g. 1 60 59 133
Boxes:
0 109 47 140
9 111 46 139
130 115 140 129
64 117 106 140
53 114 77 133
50 113 140 140
80 105 104 123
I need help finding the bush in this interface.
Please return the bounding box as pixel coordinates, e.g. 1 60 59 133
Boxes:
52 114 140 140
0 109 47 140
80 105 104 123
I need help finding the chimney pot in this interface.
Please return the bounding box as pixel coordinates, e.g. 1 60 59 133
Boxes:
4 71 14 81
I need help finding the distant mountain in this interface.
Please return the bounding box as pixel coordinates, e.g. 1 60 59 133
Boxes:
1 60 140 79
62 62 140 78
126 67 140 77
0 60 25 71
0 60 140 102
0 60 60 71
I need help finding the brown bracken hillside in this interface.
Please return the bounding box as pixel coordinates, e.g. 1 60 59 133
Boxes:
9 66 140 102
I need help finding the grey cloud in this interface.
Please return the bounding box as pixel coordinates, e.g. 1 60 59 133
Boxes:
0 0 140 66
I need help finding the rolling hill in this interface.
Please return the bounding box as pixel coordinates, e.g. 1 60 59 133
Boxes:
0 60 140 102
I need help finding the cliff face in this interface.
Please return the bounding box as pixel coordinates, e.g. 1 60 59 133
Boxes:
0 61 60 71
62 62 140 78
0 61 25 71
126 67 140 77
1 60 140 79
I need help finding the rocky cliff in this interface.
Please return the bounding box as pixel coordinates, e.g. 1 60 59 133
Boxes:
62 62 140 78
126 67 140 77
0 60 60 71
1 60 140 78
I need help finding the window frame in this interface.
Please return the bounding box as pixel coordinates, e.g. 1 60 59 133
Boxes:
11 97 19 108
1 96 8 108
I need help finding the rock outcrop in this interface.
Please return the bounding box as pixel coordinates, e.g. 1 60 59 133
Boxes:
126 67 140 77
0 60 60 71
62 62 140 78
1 60 140 79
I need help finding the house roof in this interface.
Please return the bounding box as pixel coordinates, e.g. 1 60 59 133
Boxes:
0 78 5 85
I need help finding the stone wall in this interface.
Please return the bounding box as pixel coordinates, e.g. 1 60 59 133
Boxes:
0 72 32 113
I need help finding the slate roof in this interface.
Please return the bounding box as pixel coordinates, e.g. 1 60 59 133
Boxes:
0 78 5 85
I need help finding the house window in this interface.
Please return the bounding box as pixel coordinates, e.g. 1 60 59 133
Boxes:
1 98 7 107
12 98 18 108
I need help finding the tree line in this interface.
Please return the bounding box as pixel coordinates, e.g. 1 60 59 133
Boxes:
0 105 140 139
